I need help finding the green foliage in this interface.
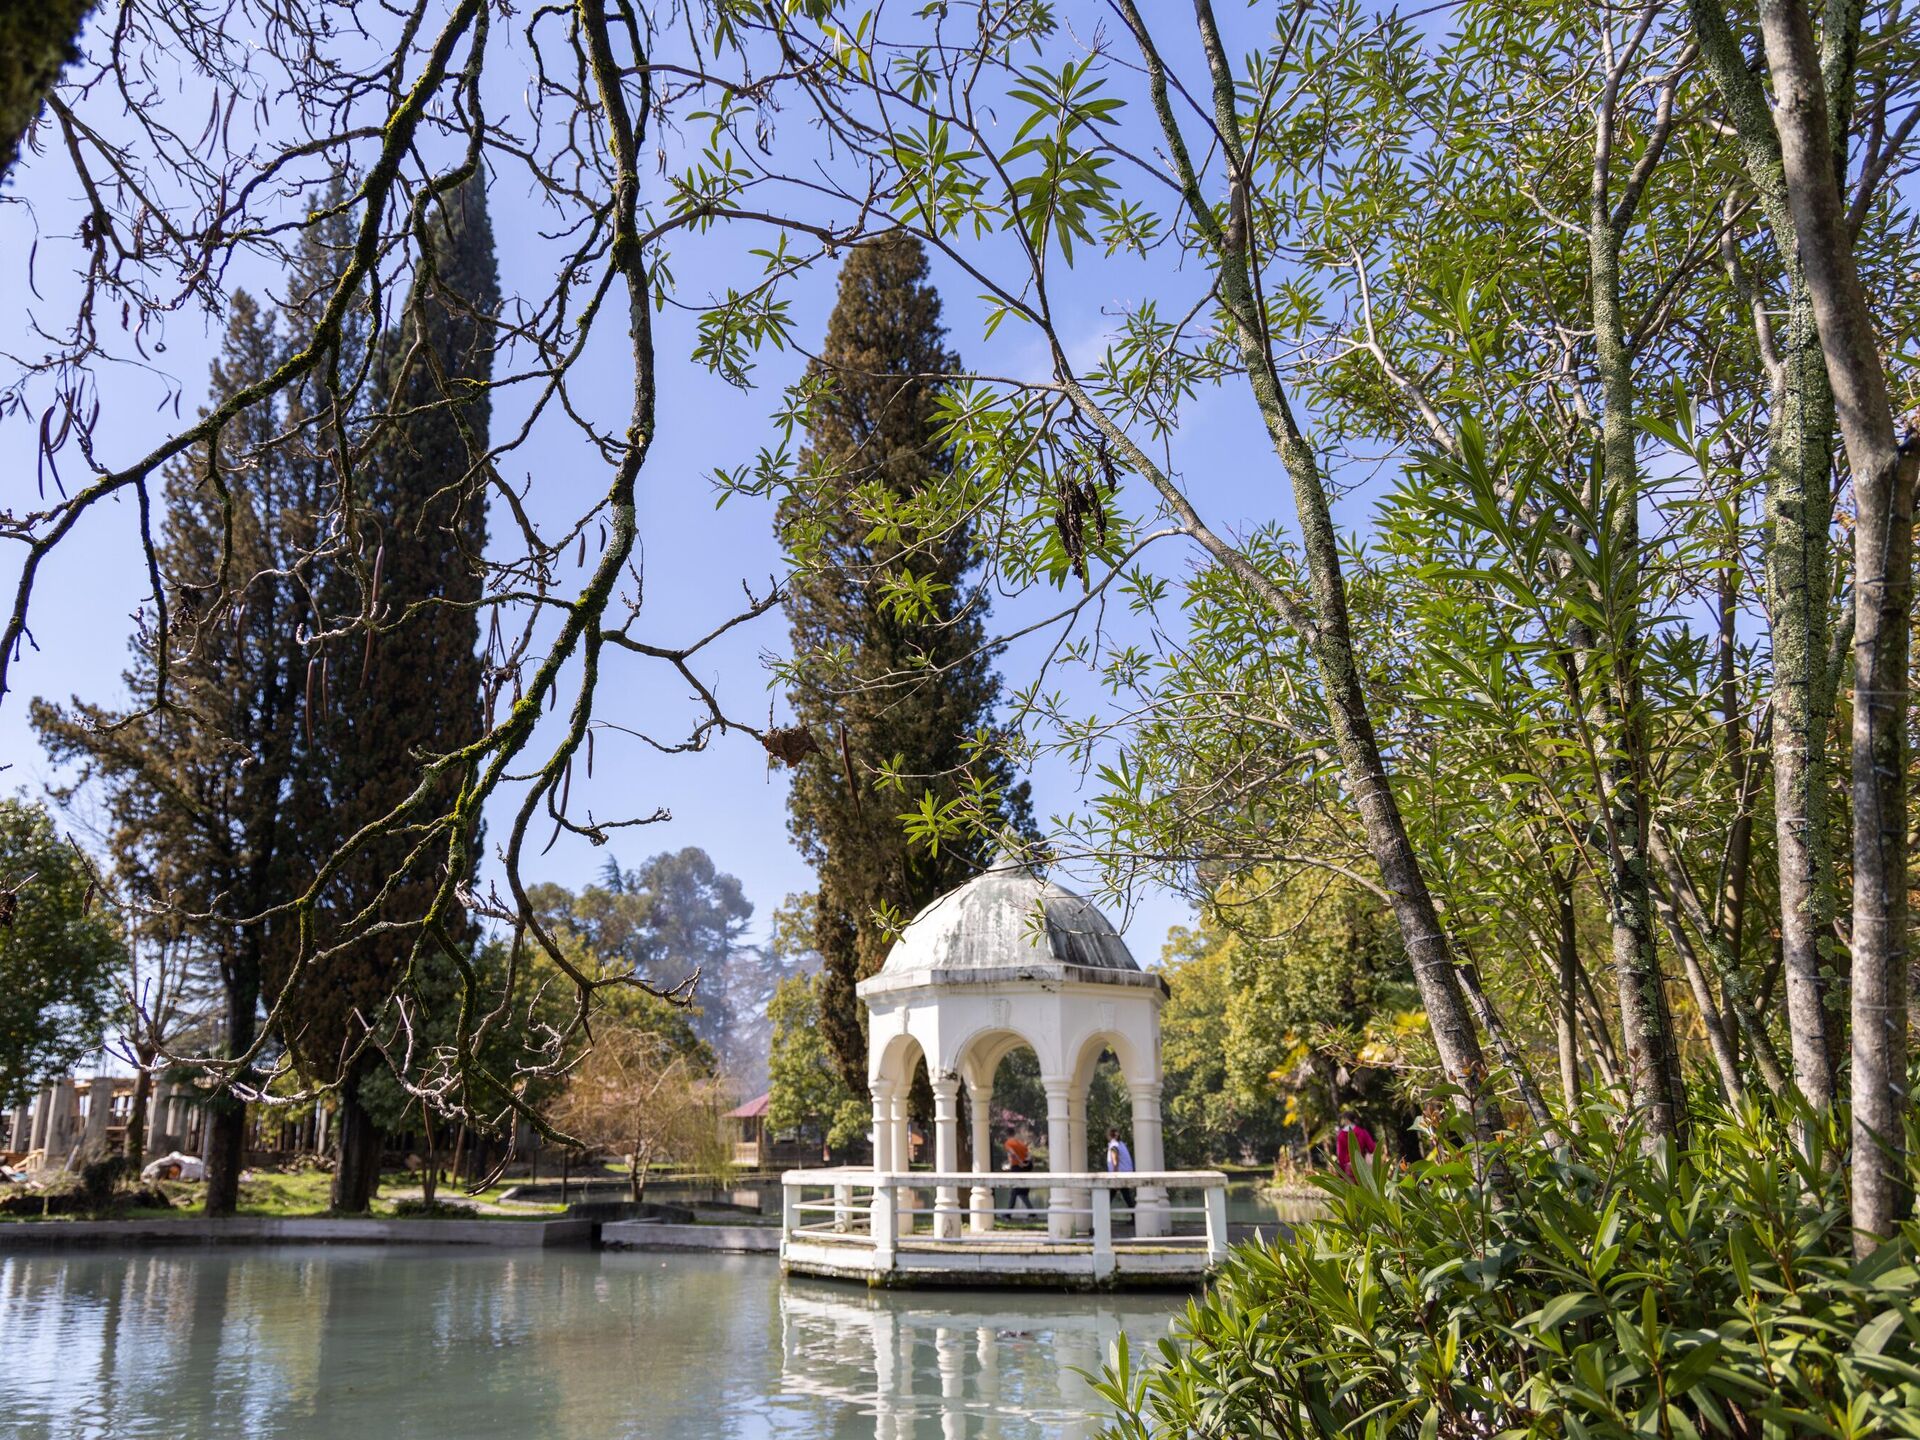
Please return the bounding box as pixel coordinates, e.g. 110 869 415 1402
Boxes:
766 971 867 1151
1097 1097 1920 1439
1204 868 1420 1147
0 798 124 1106
1157 924 1289 1167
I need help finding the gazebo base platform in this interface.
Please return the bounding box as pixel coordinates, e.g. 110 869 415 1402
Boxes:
781 1169 1230 1290
782 1235 1212 1289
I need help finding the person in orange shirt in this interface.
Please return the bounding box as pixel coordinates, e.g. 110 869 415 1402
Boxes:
1003 1133 1033 1212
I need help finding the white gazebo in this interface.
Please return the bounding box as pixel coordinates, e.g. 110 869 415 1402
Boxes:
781 855 1229 1288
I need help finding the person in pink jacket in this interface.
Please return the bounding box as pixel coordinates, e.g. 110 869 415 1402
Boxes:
1333 1113 1376 1179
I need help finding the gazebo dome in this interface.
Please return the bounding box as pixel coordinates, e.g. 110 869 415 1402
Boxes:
867 854 1144 991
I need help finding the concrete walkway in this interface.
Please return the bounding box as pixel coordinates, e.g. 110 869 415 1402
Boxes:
600 1220 778 1254
0 1216 593 1249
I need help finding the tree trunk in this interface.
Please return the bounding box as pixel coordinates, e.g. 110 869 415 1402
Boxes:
1750 0 1914 1251
1652 880 1745 1106
1715 563 1754 1070
1555 873 1581 1113
1114 0 1501 1134
330 1066 381 1214
123 1053 153 1164
203 972 259 1218
0 0 96 183
1590 203 1686 1140
1770 274 1845 1108
420 1108 439 1206
1689 0 1856 1115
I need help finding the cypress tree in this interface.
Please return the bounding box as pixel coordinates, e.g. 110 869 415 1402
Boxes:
780 235 1030 1094
274 177 497 1212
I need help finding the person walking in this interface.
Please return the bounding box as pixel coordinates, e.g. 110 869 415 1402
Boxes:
1105 1127 1135 1212
1004 1132 1033 1213
1333 1112 1376 1180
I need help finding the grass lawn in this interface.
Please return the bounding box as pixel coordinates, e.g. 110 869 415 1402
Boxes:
1 1166 570 1222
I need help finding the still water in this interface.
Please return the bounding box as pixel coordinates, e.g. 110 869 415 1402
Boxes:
0 1246 1185 1439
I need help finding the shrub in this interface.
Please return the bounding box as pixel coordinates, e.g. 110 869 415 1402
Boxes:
1096 1097 1920 1438
386 1197 471 1219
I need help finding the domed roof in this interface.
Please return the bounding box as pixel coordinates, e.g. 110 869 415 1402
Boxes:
860 853 1145 994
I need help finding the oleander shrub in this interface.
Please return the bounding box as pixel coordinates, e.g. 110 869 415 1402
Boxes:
1097 1097 1920 1438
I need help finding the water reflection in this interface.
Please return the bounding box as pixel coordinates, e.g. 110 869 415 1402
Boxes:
777 1278 1172 1439
0 1247 1176 1439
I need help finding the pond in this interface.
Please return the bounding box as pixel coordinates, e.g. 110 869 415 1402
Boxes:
1 1246 1185 1438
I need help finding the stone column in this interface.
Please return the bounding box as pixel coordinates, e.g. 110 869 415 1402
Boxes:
966 1078 994 1233
1130 1081 1169 1238
29 1085 53 1153
1044 1079 1073 1240
931 1077 961 1239
146 1078 175 1158
7 1102 27 1151
45 1078 79 1162
81 1074 115 1159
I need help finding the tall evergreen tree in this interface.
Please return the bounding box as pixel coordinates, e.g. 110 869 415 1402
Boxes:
272 176 498 1212
33 285 327 1215
780 235 1030 1094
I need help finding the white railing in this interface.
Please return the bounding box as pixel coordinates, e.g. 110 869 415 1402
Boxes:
780 1167 1231 1277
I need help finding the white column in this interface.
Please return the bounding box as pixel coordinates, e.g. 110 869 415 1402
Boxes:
966 1078 994 1233
1067 1084 1090 1236
872 1176 898 1269
1204 1183 1229 1264
1130 1081 1169 1238
1090 1185 1115 1280
6 1103 26 1151
932 1077 961 1239
1044 1079 1073 1240
890 1091 914 1227
870 1081 896 1173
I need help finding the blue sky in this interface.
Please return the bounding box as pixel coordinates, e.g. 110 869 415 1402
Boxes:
0 5 1344 967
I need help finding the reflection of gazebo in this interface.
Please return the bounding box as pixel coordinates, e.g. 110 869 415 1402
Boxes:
857 852 1170 1239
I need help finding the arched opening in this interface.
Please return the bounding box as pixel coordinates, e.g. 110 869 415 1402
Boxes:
949 1029 1051 1234
1079 1047 1131 1170
871 1032 930 1174
1068 1031 1168 1237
